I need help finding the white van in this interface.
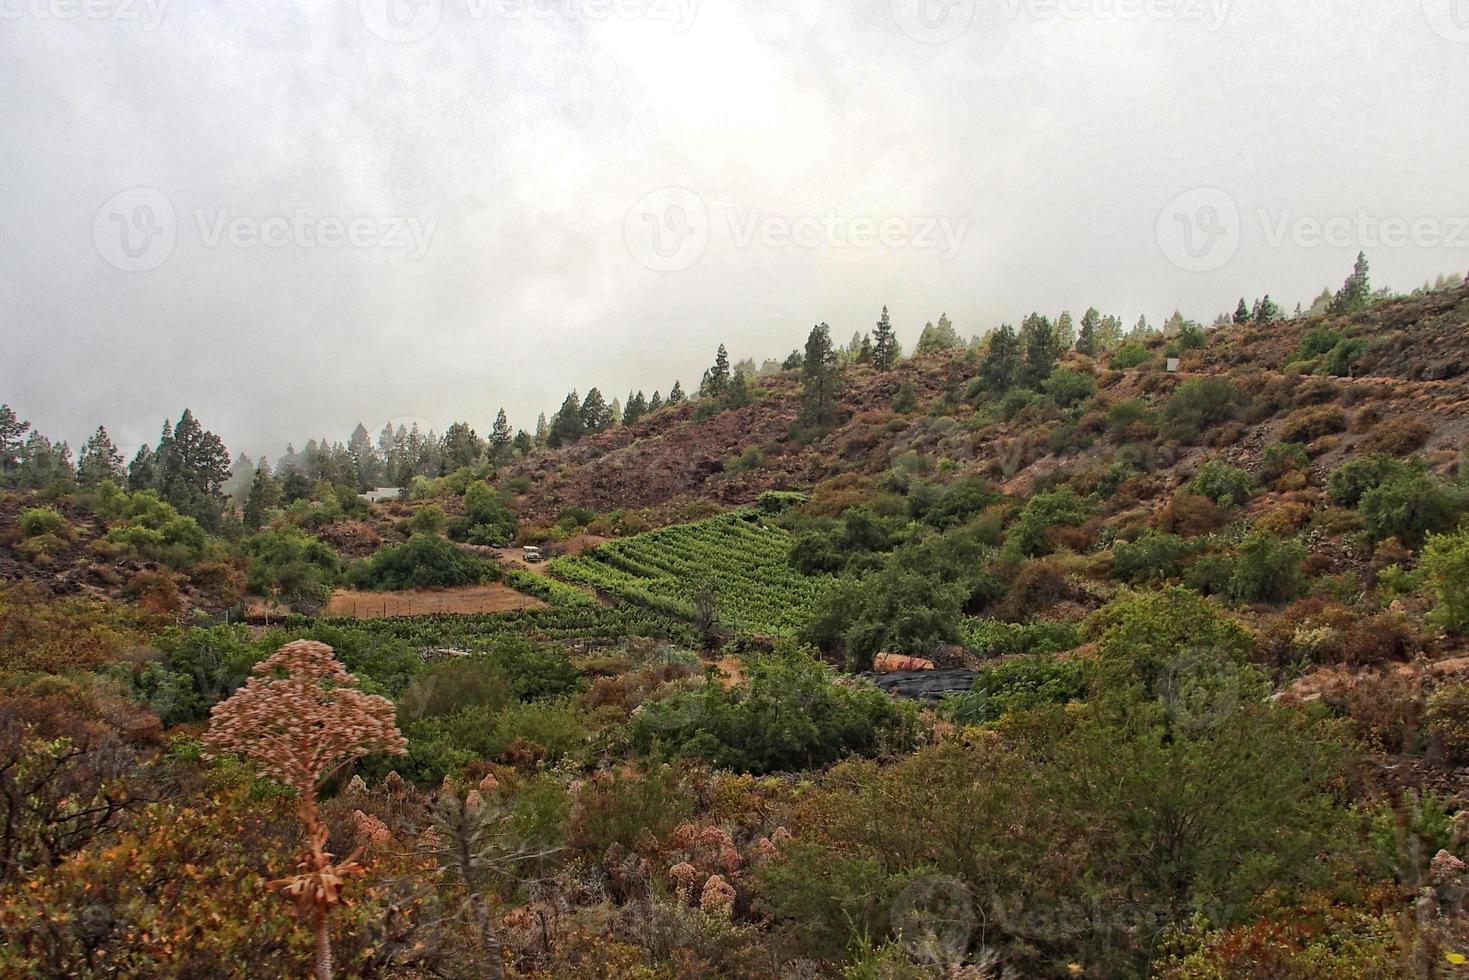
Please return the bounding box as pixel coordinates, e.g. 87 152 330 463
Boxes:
523 545 543 563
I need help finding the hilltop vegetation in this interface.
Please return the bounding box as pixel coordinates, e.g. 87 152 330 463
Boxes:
5 263 1469 976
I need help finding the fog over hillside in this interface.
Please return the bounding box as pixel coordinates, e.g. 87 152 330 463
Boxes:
3 0 1468 456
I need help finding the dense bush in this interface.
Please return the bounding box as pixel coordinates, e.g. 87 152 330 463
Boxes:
1227 530 1306 605
1427 681 1469 764
1111 531 1194 583
1043 368 1097 408
1164 377 1237 441
1359 416 1431 456
447 482 517 545
943 653 1086 723
242 526 342 602
1358 470 1458 544
347 533 496 591
1191 459 1255 507
1423 527 1469 634
1279 405 1347 444
1006 486 1090 558
633 646 917 773
1327 454 1418 507
1259 442 1309 483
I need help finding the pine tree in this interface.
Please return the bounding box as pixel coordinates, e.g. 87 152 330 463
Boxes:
158 410 231 528
1330 251 1372 314
1020 313 1062 387
580 388 611 432
1097 315 1124 351
702 345 731 398
915 313 961 355
667 381 686 405
1255 295 1279 324
608 398 623 427
979 324 1021 393
0 404 29 480
442 423 483 470
1076 308 1102 356
726 371 751 408
1054 311 1077 350
872 306 899 370
800 323 843 427
534 413 548 447
549 392 585 447
648 390 663 413
782 349 804 371
243 460 282 531
489 408 513 465
623 391 648 425
511 430 533 456
77 425 124 487
1234 299 1250 325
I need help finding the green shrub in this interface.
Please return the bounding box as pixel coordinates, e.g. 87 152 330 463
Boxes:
1006 487 1090 558
242 527 342 602
1228 530 1306 605
1164 377 1237 441
1111 343 1150 369
1358 471 1459 544
405 505 446 535
1191 460 1255 507
348 533 496 591
1259 443 1309 483
17 506 66 538
943 653 1086 723
1423 528 1469 634
959 618 1080 657
633 645 917 774
1112 531 1194 583
1427 682 1469 764
1044 368 1097 408
1279 405 1347 443
1327 454 1418 507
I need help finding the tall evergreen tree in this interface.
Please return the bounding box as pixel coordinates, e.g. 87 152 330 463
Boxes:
1330 251 1372 314
623 391 648 425
979 324 1021 393
872 306 899 370
76 425 124 487
1020 313 1063 387
782 349 804 371
489 408 513 465
548 392 585 447
1255 295 1279 324
534 413 548 447
648 390 663 413
511 429 533 456
1054 310 1077 350
158 410 231 527
442 423 483 470
1076 308 1102 356
800 323 843 428
667 381 686 405
580 388 612 432
1234 299 1251 325
702 345 731 398
128 444 156 492
243 460 282 531
0 405 29 480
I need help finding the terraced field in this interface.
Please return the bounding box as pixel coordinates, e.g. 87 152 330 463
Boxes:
547 510 828 636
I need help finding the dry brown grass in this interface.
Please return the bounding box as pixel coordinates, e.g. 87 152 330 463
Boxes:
324 584 545 618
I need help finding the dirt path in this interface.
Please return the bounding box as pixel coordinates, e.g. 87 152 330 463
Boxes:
325 584 546 618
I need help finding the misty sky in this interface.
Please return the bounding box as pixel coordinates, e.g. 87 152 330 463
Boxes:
3 0 1468 463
